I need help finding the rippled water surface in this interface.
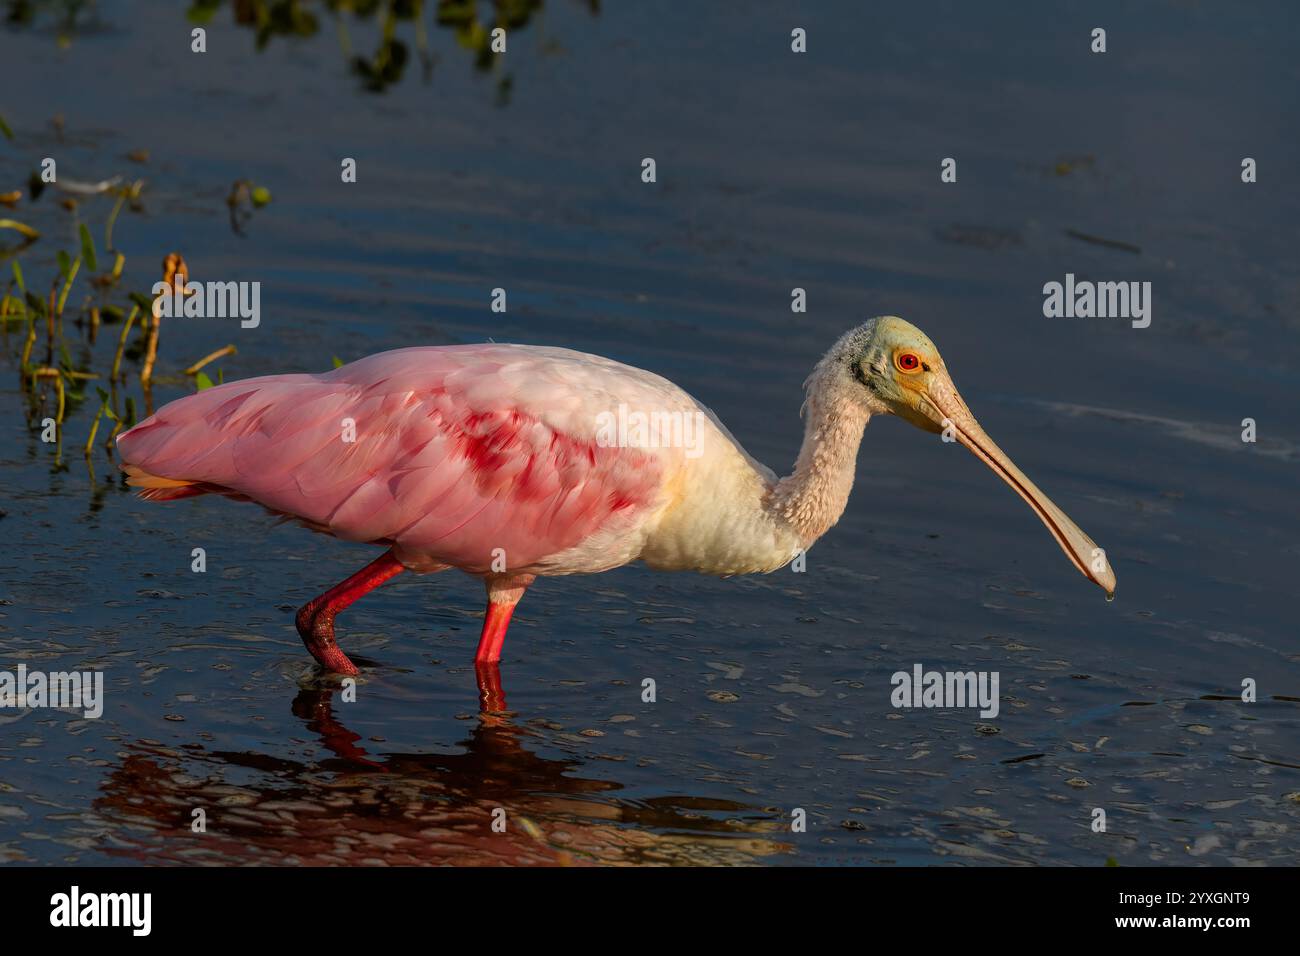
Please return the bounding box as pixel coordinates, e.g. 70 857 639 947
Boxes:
1 1 1297 866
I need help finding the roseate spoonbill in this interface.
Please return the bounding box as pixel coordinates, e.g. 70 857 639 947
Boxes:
117 316 1115 683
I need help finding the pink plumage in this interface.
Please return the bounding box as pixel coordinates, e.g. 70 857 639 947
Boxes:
118 345 687 572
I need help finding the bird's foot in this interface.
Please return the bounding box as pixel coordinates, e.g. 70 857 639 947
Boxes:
295 603 360 676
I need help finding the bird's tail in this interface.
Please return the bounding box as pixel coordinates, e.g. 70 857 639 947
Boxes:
122 463 208 501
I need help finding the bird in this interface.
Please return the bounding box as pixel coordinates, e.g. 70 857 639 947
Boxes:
116 316 1116 689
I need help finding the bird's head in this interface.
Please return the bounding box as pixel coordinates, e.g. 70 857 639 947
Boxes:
828 316 1116 597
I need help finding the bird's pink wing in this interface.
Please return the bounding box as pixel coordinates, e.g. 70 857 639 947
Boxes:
117 345 691 570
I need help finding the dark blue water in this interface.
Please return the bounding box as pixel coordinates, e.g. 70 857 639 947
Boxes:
0 0 1296 865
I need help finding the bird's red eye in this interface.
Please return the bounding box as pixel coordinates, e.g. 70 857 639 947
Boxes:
896 352 921 372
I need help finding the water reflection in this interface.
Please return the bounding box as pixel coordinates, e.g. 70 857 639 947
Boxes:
92 685 788 865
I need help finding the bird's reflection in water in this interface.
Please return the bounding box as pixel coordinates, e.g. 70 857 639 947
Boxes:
92 677 787 866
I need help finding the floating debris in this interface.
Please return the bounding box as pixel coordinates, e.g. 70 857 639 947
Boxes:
1064 228 1141 254
55 176 124 197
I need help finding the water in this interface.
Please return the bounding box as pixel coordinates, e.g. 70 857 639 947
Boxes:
0 0 1297 866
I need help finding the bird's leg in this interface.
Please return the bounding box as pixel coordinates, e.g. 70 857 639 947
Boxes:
475 574 535 665
473 575 534 714
296 550 406 675
475 662 507 714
